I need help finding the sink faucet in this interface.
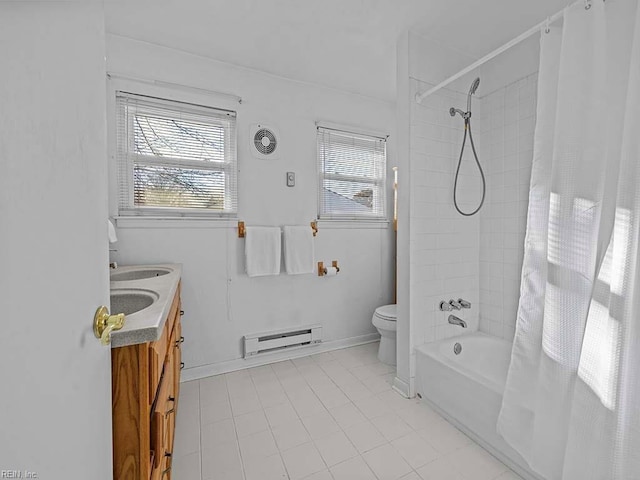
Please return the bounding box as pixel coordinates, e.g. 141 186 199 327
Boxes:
448 315 467 328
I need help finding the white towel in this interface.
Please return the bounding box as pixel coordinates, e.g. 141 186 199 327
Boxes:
108 219 118 243
245 226 281 277
283 225 315 275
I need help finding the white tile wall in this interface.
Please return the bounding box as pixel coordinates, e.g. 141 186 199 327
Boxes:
478 73 537 342
409 79 481 351
408 72 537 349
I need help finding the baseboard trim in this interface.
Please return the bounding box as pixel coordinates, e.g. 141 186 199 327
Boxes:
392 376 411 398
181 333 381 382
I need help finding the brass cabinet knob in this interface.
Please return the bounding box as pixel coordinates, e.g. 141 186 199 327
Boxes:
94 306 125 346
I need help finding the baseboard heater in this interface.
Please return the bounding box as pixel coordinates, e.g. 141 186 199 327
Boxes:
244 324 322 358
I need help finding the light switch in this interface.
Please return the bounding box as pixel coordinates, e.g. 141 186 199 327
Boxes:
286 171 295 187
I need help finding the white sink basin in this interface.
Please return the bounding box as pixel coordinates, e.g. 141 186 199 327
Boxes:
111 267 172 282
107 263 182 348
110 289 159 315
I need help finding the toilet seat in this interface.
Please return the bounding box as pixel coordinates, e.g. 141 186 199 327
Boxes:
374 304 397 322
372 304 397 332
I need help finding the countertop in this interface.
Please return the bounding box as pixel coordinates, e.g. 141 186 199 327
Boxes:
109 263 182 348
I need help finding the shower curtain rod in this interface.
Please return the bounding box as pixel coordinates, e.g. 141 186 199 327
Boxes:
414 0 582 103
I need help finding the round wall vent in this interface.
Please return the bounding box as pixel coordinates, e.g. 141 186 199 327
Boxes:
254 128 277 155
250 124 280 159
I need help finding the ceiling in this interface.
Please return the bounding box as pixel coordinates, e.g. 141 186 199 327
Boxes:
105 0 567 102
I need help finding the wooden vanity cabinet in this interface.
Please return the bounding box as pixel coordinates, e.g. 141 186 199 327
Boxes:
111 283 183 480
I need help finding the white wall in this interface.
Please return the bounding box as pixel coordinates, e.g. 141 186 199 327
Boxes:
395 31 412 395
106 35 396 375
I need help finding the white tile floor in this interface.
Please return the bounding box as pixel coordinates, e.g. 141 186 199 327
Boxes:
172 342 523 480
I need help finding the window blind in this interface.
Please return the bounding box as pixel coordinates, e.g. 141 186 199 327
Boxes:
116 92 237 217
317 127 387 220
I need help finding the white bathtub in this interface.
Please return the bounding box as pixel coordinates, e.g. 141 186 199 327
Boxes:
415 333 543 480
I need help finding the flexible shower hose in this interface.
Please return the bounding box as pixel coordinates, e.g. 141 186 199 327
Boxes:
453 118 486 216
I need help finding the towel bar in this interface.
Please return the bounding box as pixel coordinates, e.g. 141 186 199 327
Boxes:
238 220 317 238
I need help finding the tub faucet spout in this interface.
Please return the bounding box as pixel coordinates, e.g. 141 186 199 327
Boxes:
448 315 467 328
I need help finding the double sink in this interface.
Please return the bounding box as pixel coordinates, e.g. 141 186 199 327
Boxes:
110 267 171 315
109 264 182 348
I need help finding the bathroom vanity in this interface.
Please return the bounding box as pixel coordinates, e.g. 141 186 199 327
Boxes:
109 265 183 480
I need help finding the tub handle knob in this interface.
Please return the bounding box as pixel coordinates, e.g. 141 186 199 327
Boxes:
439 301 453 311
448 299 462 310
458 298 471 309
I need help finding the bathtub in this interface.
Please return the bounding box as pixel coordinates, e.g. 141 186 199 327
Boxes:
415 333 543 480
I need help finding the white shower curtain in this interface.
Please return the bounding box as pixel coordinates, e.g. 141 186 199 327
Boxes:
497 1 640 479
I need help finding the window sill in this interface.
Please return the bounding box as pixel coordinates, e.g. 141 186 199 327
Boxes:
114 216 390 231
114 216 237 229
317 219 390 230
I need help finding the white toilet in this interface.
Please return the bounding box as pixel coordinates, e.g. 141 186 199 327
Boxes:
372 304 397 366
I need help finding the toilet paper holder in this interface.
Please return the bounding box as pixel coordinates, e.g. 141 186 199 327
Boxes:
318 260 340 277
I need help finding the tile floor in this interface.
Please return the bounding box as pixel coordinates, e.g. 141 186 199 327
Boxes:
172 342 522 480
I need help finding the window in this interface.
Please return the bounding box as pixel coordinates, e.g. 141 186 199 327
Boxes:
116 92 237 217
317 126 387 220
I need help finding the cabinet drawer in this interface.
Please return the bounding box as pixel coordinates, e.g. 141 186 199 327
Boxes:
160 452 172 480
149 289 180 403
151 371 169 458
149 328 169 403
150 411 164 473
150 368 175 478
150 442 172 480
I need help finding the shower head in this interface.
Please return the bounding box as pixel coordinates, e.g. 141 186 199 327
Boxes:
467 77 480 113
469 77 480 96
450 78 480 120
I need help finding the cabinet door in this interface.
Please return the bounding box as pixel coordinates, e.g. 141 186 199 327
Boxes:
151 367 172 480
172 315 182 410
163 351 176 480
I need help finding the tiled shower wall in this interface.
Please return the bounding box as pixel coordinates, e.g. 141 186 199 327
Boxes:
409 78 481 347
477 73 537 341
409 72 537 347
